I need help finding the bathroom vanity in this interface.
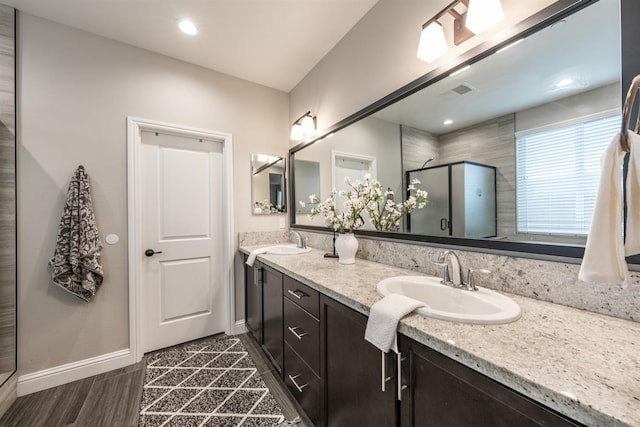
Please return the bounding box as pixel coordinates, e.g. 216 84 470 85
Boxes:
242 246 640 427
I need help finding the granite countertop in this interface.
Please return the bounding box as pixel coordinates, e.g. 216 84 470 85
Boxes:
240 245 640 427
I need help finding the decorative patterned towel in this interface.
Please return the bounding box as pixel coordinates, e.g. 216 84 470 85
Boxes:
50 165 104 302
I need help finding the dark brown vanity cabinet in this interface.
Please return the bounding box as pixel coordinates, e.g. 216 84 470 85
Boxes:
320 295 398 427
262 264 284 373
244 259 284 373
244 262 584 427
398 335 582 427
244 260 262 344
283 277 322 426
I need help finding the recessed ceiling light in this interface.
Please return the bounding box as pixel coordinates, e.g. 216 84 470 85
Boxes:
179 20 198 36
443 119 453 125
556 78 573 88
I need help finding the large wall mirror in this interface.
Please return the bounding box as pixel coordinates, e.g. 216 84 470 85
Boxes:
251 154 286 214
291 0 639 260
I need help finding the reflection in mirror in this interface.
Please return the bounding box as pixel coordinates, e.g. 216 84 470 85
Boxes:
251 154 286 214
292 0 620 248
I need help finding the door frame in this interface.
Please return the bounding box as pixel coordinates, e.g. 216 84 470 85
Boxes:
330 150 377 190
126 116 235 362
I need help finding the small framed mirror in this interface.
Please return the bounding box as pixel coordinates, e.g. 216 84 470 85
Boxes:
251 154 286 214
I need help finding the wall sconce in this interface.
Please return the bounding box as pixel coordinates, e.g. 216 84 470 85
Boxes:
290 111 317 141
417 0 504 63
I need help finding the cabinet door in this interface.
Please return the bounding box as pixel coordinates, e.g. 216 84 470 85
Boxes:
244 260 262 344
321 295 397 427
262 264 284 374
399 335 581 427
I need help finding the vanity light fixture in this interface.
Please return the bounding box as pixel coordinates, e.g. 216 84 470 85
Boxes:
179 20 198 35
465 0 504 35
290 111 317 141
417 0 504 63
417 22 449 63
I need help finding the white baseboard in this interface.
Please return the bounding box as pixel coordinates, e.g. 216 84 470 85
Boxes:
17 348 135 396
231 319 248 335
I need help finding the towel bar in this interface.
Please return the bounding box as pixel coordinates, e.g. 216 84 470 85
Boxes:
620 74 640 152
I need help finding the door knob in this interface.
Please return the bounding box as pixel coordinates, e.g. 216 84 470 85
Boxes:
145 249 163 257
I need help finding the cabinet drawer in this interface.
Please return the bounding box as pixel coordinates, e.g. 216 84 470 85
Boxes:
284 342 321 426
283 297 319 375
284 275 319 318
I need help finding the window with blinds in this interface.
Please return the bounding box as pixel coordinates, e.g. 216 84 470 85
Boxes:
516 113 621 236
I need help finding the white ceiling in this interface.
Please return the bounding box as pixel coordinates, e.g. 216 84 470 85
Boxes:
7 0 379 92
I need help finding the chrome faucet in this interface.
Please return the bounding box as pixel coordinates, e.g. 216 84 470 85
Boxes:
289 231 307 249
442 250 463 287
434 250 491 291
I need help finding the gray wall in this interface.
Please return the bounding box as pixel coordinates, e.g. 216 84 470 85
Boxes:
18 14 289 375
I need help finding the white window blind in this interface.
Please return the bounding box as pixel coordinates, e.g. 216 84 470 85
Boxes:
516 113 621 235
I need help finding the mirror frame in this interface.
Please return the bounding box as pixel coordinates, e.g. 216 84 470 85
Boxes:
290 0 640 262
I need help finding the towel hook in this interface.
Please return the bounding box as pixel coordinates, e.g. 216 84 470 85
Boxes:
620 75 640 152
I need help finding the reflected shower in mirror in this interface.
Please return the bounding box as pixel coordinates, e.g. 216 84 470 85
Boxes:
251 154 286 214
292 0 621 247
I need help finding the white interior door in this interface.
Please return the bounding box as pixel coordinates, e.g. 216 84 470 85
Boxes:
140 130 225 352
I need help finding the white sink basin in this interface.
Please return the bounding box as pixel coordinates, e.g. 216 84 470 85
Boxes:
265 244 311 255
376 276 521 324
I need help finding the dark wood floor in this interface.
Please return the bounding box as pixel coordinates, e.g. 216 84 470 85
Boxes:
0 333 310 427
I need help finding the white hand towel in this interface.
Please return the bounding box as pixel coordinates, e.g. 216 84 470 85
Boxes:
624 131 640 256
364 294 425 353
246 248 269 267
579 132 627 284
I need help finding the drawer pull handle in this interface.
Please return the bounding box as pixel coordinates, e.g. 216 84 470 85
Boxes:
381 351 392 392
397 353 407 401
287 289 307 300
288 374 308 393
287 326 308 340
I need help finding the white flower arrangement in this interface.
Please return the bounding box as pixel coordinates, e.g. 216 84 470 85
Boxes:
302 175 428 233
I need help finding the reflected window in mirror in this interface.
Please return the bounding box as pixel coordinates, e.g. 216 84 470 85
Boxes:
290 0 623 255
516 110 620 238
251 154 286 214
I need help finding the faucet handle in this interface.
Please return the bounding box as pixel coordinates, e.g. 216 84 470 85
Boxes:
432 261 451 285
465 268 491 291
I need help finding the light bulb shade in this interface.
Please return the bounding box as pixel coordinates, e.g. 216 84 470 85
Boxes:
300 115 316 134
465 0 504 35
417 21 448 63
290 123 304 141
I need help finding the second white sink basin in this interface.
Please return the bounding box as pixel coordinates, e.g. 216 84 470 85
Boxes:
265 244 312 255
376 275 521 324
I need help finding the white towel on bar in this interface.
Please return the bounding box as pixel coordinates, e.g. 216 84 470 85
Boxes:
246 248 269 267
579 132 631 284
364 294 425 353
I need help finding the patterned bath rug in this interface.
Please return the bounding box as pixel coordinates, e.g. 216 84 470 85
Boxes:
139 335 286 426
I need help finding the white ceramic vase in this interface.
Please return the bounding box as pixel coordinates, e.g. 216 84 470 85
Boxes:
335 233 358 265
